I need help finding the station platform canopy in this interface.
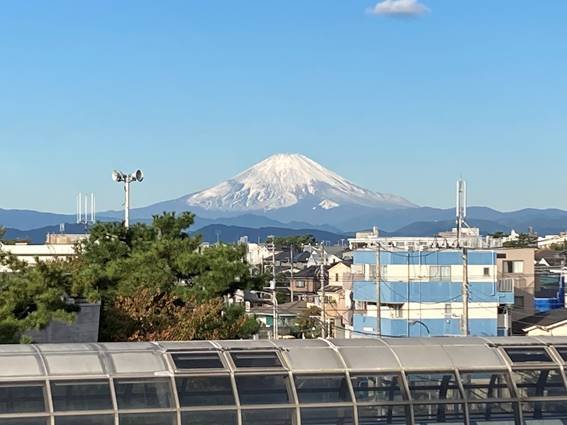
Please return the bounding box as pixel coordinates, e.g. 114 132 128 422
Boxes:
1 336 567 424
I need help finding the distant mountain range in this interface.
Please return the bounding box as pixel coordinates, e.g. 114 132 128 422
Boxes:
2 153 567 241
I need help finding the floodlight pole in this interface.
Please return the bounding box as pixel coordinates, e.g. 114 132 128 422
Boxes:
112 169 143 229
124 178 131 229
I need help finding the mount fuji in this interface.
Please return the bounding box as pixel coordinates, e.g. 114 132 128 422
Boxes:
128 154 416 223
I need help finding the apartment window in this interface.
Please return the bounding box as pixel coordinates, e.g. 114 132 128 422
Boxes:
430 265 451 281
444 304 452 315
483 267 490 277
296 280 305 288
335 273 339 282
504 261 524 274
498 278 514 292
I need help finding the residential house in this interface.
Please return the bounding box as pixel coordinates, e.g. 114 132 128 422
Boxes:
315 261 354 337
496 248 536 329
517 309 567 336
249 300 309 339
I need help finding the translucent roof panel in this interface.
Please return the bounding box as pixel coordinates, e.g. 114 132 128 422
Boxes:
389 345 454 370
0 345 36 353
37 343 97 353
99 342 157 351
282 348 344 372
0 355 44 377
159 341 217 351
215 340 276 350
110 352 167 374
444 345 507 370
338 347 400 372
329 338 387 347
275 339 329 348
45 353 105 375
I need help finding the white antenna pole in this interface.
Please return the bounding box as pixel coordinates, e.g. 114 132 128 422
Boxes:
90 193 95 223
125 180 130 228
78 192 83 224
93 194 96 223
84 194 88 224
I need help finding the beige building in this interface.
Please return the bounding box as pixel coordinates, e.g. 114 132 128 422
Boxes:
0 242 76 272
496 248 536 326
316 261 353 337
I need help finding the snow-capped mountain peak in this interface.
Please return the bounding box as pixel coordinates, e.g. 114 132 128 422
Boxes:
184 153 415 211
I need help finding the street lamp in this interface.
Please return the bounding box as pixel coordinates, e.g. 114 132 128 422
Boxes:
112 169 144 228
252 289 279 340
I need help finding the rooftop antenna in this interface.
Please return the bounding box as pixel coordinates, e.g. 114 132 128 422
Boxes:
456 179 469 247
76 192 96 228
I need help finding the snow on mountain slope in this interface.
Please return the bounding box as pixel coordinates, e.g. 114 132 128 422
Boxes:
184 154 415 211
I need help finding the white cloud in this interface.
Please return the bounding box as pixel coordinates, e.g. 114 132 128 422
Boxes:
367 0 430 17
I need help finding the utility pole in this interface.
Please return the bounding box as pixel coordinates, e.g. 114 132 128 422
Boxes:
270 236 278 339
290 245 294 302
375 244 382 337
462 247 469 336
320 242 327 338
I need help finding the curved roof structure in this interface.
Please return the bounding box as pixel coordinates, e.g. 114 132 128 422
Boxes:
2 337 567 424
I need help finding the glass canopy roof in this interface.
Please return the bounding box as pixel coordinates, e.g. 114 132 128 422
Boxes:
1 337 567 425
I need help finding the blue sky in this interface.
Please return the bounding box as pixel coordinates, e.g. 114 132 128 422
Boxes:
1 0 566 213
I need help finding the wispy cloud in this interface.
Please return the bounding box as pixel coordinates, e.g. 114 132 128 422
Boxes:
367 0 430 17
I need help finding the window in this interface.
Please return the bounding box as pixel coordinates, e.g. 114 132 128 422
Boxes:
296 280 305 288
0 420 49 425
0 382 46 414
483 267 490 277
357 405 409 425
521 400 567 421
176 376 235 407
498 278 514 292
181 410 238 425
181 411 238 425
553 346 567 362
171 352 224 370
406 373 462 401
513 295 524 308
444 304 452 316
235 375 292 405
230 351 282 369
467 403 517 423
430 266 451 281
459 372 512 400
295 374 352 404
504 261 523 274
51 380 113 411
119 413 177 425
55 416 114 425
114 378 174 410
412 403 465 424
336 273 339 282
504 347 552 364
351 374 406 403
301 407 354 425
512 369 567 398
241 409 296 425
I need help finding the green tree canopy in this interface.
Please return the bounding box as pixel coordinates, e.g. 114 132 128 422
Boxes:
1 212 265 342
503 232 538 248
269 234 316 250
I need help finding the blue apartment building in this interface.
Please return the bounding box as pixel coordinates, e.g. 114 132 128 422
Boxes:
351 249 514 337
